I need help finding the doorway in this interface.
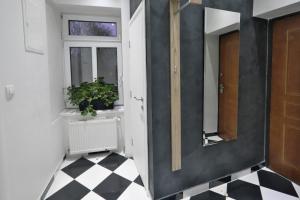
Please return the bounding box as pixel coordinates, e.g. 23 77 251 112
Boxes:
269 13 300 184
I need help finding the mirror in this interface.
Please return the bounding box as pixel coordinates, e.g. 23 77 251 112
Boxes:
203 7 241 146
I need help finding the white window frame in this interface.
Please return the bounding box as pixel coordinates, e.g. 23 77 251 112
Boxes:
64 41 123 105
63 14 123 106
63 15 121 42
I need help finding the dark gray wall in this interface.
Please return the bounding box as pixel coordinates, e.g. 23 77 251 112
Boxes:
130 0 142 18
145 0 268 199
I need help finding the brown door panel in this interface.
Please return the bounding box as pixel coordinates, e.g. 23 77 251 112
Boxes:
270 14 300 184
218 31 240 141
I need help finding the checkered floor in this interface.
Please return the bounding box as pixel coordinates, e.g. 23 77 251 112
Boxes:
45 152 150 200
187 168 300 200
46 152 300 200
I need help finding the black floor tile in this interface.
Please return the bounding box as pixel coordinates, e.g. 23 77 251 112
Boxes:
209 181 225 189
218 175 232 183
98 153 128 171
209 175 232 188
251 163 265 172
134 175 144 186
62 157 95 178
47 181 89 200
93 173 131 200
227 180 263 200
205 132 218 137
251 166 262 172
257 170 298 198
190 191 226 200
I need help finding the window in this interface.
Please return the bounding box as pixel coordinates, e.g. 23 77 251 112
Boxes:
69 21 118 37
70 47 93 86
63 15 123 105
97 48 118 86
63 15 121 41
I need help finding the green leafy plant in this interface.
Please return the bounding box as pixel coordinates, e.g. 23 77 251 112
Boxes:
67 78 119 117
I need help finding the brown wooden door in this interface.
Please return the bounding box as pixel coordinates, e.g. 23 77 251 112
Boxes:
218 31 240 141
270 14 300 184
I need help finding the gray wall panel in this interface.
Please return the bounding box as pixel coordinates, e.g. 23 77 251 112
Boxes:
146 0 268 199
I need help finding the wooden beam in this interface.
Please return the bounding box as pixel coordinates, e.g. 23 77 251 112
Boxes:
170 0 181 171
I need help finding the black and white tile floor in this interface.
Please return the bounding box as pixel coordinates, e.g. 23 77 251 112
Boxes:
45 152 150 200
187 168 300 200
46 152 300 200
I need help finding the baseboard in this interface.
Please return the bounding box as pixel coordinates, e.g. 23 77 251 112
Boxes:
40 176 55 200
39 154 66 200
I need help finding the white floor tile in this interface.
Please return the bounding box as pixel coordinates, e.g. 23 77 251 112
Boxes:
117 151 126 157
226 197 235 200
45 171 73 198
292 182 300 198
86 152 111 164
117 182 150 200
82 191 106 200
210 183 228 196
261 167 274 173
208 136 223 141
260 186 299 200
75 165 112 190
239 171 260 186
114 159 139 181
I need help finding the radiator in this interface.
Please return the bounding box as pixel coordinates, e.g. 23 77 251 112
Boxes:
68 118 119 155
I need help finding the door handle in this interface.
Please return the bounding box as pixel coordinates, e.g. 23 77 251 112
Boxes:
219 84 224 94
134 96 144 102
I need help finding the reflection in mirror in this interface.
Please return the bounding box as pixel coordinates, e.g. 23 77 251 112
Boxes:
203 8 241 146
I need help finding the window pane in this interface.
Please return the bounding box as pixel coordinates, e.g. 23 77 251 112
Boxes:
70 47 93 86
69 20 117 37
97 48 118 86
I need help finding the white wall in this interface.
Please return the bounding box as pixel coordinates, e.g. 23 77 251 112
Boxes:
121 0 133 156
51 0 121 17
0 83 7 200
0 0 65 199
47 2 65 122
253 0 300 19
205 7 240 35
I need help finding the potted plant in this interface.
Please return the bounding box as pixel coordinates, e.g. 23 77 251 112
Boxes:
67 78 119 117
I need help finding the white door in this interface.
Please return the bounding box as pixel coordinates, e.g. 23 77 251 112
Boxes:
129 1 148 191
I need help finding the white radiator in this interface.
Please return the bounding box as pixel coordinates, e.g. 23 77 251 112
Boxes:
68 118 119 155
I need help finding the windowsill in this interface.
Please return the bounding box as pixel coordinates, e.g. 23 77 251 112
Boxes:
60 106 124 118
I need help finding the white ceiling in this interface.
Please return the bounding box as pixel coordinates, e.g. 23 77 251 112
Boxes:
49 0 121 17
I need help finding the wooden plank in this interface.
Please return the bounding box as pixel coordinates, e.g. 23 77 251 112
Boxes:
170 0 181 171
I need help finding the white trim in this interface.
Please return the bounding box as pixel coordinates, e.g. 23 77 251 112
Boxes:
92 47 97 81
64 41 123 105
63 15 121 42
